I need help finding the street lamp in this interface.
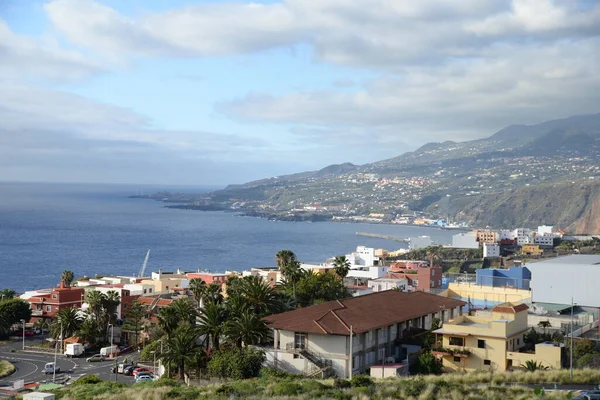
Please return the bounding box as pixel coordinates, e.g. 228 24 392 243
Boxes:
20 319 25 350
53 320 62 383
150 350 156 376
108 323 115 353
570 297 575 379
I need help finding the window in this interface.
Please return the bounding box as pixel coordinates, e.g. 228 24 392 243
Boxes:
517 338 520 345
449 337 464 346
453 356 461 362
294 332 306 349
143 289 147 294
52 294 57 299
478 340 486 349
45 305 51 312
484 359 491 366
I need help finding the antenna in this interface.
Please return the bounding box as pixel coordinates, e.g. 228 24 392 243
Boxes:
139 250 150 278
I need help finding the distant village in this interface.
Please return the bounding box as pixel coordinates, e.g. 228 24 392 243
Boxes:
6 223 600 383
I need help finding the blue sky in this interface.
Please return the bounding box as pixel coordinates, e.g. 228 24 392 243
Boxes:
1 0 599 186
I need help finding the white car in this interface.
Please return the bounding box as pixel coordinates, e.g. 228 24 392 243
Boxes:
43 362 60 374
135 375 154 383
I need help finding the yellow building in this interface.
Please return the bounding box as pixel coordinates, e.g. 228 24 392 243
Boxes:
521 244 543 256
433 302 562 372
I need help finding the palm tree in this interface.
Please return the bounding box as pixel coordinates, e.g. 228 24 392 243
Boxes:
203 284 224 305
280 260 302 301
237 276 281 317
171 298 198 325
160 323 204 381
332 255 351 279
157 307 180 339
188 279 207 308
521 360 548 372
61 270 75 288
426 247 442 268
77 319 99 346
538 320 552 336
51 307 84 349
102 291 121 325
85 290 104 322
276 250 296 270
34 318 50 341
198 302 224 350
224 310 270 348
0 289 17 301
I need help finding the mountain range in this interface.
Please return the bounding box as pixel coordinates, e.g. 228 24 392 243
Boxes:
209 113 600 233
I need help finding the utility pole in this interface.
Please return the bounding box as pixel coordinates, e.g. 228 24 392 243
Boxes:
21 319 25 350
53 321 62 383
349 325 353 380
570 297 574 379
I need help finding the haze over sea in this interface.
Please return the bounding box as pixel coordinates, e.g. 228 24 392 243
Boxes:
0 182 457 293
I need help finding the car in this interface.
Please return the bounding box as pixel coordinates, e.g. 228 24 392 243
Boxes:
132 367 153 376
86 354 105 362
123 365 136 376
135 375 154 383
572 391 600 400
43 362 60 375
24 330 35 337
135 372 154 380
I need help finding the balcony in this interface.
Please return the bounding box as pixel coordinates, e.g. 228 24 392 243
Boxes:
431 346 471 358
31 309 44 316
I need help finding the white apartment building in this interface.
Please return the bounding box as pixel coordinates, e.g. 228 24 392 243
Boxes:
346 246 380 266
533 235 555 247
513 228 532 245
537 225 554 236
452 233 479 249
368 278 408 293
347 266 389 280
264 291 465 378
483 243 500 258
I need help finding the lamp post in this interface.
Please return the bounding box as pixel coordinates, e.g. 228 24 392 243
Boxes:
108 323 115 352
20 319 25 350
570 297 575 379
151 350 156 376
53 320 62 383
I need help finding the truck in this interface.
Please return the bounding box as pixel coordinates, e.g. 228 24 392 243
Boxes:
100 345 119 357
64 343 83 358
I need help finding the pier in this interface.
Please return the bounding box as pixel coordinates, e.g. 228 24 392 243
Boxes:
356 232 410 243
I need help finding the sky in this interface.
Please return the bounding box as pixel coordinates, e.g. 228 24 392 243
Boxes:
1 0 599 186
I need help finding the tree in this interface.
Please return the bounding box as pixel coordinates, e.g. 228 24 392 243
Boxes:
198 303 224 350
413 351 442 374
573 339 597 360
521 360 548 372
51 307 84 344
208 347 265 379
77 319 99 346
34 318 50 341
280 260 302 301
171 298 198 325
276 250 296 270
85 290 104 323
425 246 442 268
537 320 552 335
157 307 180 340
523 327 540 349
203 284 224 305
333 256 351 279
0 289 17 301
61 270 75 288
224 309 270 348
122 300 145 346
0 299 32 339
189 279 207 308
236 276 283 316
159 323 205 381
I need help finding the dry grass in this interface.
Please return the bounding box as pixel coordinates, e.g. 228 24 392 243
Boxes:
0 360 15 378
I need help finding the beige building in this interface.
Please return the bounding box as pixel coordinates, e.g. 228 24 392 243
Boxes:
433 303 562 372
140 270 189 294
264 291 465 378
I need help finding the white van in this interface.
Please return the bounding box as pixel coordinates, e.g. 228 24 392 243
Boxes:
64 343 84 358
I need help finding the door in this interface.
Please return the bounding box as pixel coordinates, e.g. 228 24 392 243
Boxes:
294 332 306 350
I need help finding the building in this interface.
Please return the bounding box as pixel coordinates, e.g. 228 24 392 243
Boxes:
24 281 85 321
81 285 138 320
527 255 600 307
386 261 443 293
475 230 498 244
140 270 189 294
521 244 543 256
433 302 562 372
475 266 531 290
409 236 433 250
452 233 479 249
346 246 380 266
347 265 389 280
367 278 408 293
264 291 466 378
242 267 282 286
513 228 532 246
483 243 500 258
533 235 555 247
186 271 229 285
538 225 554 236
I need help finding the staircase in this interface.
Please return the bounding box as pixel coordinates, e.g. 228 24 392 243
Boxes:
148 296 161 313
299 348 334 378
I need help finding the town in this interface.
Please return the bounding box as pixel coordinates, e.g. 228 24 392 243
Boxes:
2 225 600 398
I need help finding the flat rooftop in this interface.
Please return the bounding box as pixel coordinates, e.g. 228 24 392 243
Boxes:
529 254 600 266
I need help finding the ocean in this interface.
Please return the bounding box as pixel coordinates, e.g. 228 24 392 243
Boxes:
0 182 457 293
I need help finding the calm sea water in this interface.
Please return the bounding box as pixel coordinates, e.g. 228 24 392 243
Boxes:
0 182 457 293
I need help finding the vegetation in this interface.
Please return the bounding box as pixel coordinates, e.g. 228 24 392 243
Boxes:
49 369 600 400
0 360 15 378
0 297 32 339
61 269 75 288
121 300 146 346
332 255 350 279
0 289 17 300
520 360 548 372
207 347 265 379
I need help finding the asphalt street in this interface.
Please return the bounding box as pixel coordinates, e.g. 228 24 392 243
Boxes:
0 337 139 387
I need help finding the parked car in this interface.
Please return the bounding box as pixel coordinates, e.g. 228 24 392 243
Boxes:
135 372 154 380
24 330 35 337
43 362 60 374
86 354 105 362
132 367 153 376
135 375 154 383
123 365 136 376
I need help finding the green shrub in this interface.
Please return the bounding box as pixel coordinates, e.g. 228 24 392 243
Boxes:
271 381 304 396
208 347 265 379
215 384 236 396
349 374 373 387
71 375 103 386
152 377 179 387
302 379 325 392
260 367 297 379
139 340 160 362
353 386 372 396
333 378 351 388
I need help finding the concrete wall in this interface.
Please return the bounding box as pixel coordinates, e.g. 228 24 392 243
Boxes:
446 282 531 303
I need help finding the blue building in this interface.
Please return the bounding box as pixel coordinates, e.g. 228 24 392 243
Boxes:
475 266 531 290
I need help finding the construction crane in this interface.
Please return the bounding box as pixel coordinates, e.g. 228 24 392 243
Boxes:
139 250 150 278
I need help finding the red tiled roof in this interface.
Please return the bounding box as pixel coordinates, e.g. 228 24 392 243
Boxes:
265 291 466 335
492 302 529 314
137 297 173 307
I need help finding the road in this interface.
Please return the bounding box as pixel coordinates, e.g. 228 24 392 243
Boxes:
0 337 140 388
